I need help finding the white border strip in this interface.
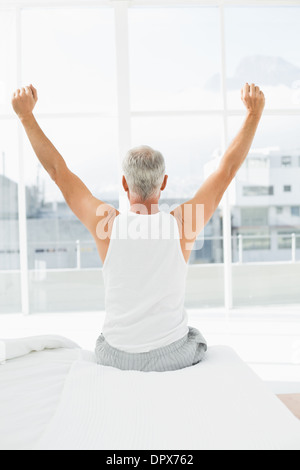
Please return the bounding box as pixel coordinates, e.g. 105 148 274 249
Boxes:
1 1 300 8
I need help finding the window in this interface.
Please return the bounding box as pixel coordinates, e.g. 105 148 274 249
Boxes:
0 121 21 312
291 206 300 216
278 231 300 250
243 186 274 197
21 8 119 313
0 11 20 313
229 114 300 304
25 117 119 312
131 116 223 201
241 208 269 226
245 156 269 169
0 10 17 113
2 2 300 314
225 6 300 110
128 7 222 111
241 231 271 251
281 156 292 167
22 9 117 114
131 115 225 272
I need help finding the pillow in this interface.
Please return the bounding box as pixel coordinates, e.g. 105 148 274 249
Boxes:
0 335 80 364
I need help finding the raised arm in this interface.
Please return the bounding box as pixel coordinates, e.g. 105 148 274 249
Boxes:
172 83 265 262
12 85 118 261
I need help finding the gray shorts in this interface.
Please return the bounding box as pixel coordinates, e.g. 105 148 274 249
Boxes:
95 326 207 373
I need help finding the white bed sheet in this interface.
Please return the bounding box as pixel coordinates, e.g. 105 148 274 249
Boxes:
1 343 299 450
0 347 94 450
34 346 300 451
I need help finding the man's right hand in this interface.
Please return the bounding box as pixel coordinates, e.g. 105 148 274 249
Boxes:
241 83 265 117
12 84 38 121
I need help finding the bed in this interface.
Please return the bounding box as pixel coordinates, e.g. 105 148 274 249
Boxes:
0 336 299 450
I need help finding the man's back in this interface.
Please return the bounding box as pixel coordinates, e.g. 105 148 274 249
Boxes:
102 211 189 353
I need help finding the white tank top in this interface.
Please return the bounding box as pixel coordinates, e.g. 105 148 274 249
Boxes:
102 210 189 353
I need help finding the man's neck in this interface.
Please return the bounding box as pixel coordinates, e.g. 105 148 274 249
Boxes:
129 199 160 215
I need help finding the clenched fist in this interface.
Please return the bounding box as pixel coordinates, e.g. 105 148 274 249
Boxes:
241 83 265 117
12 85 38 120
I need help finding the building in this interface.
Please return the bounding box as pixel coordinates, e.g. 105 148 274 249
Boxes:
1 170 223 269
205 147 300 263
3 145 300 270
0 174 18 219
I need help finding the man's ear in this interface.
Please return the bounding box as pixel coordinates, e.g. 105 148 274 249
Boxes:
161 174 168 191
122 175 129 192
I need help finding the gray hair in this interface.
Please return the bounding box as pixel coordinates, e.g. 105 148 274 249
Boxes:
122 145 166 201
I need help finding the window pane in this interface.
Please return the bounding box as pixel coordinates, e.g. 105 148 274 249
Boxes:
21 8 117 114
0 10 17 114
129 7 222 111
0 120 21 313
25 118 119 313
291 206 300 217
131 115 224 306
243 186 274 197
132 116 223 200
229 115 300 306
225 7 300 109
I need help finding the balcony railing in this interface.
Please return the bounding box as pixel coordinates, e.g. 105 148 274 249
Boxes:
234 233 300 264
0 233 300 272
1 235 300 313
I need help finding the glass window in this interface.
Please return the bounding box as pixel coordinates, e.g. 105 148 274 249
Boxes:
230 115 300 305
243 186 274 197
0 120 21 313
225 7 300 110
131 116 223 201
239 231 271 251
129 7 222 111
241 207 269 226
278 231 300 250
131 115 224 305
281 156 292 167
0 10 21 313
21 8 117 114
24 117 119 313
0 10 17 114
245 156 269 169
3 3 300 314
291 206 300 217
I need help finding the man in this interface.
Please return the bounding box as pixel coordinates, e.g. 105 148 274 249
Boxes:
12 83 265 372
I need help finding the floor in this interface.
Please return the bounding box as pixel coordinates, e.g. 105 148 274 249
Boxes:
1 306 300 395
278 394 300 420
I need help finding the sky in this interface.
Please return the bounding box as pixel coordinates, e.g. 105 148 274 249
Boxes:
1 5 300 203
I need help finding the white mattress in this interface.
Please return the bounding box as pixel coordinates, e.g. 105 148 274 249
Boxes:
0 341 299 450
